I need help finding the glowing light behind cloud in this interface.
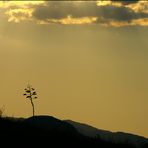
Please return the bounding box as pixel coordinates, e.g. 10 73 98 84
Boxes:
0 1 148 26
97 0 112 6
5 8 33 23
0 1 45 8
37 15 97 25
0 1 148 27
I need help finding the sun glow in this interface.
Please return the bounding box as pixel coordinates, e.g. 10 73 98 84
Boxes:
96 0 111 6
5 8 33 23
0 1 45 8
37 16 97 25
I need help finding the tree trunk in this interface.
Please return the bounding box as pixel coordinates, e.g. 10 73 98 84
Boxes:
30 99 35 116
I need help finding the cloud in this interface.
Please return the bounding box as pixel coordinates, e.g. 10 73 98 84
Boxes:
5 8 33 23
97 5 148 22
37 16 97 25
32 1 98 19
0 1 148 27
32 1 148 26
111 0 139 5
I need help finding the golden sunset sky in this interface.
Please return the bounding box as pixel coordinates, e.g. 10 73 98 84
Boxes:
0 1 148 137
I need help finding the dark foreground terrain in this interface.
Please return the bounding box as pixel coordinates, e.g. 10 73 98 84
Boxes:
0 116 147 148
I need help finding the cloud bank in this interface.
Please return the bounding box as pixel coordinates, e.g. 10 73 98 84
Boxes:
0 1 148 27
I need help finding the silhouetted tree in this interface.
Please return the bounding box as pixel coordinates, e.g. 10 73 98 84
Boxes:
23 84 37 116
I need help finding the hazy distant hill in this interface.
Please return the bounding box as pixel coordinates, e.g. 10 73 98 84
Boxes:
0 116 147 148
65 120 148 148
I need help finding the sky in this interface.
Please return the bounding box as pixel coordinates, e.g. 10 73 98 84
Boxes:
0 0 148 137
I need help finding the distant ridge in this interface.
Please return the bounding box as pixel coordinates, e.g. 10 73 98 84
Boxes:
65 120 148 148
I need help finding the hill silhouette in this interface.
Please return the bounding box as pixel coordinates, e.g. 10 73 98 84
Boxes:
0 115 147 148
65 120 148 148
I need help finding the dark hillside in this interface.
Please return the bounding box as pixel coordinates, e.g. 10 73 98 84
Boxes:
0 116 146 148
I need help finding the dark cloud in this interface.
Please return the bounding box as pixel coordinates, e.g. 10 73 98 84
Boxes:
32 1 148 25
98 5 148 22
32 2 97 19
33 2 69 19
111 0 139 5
